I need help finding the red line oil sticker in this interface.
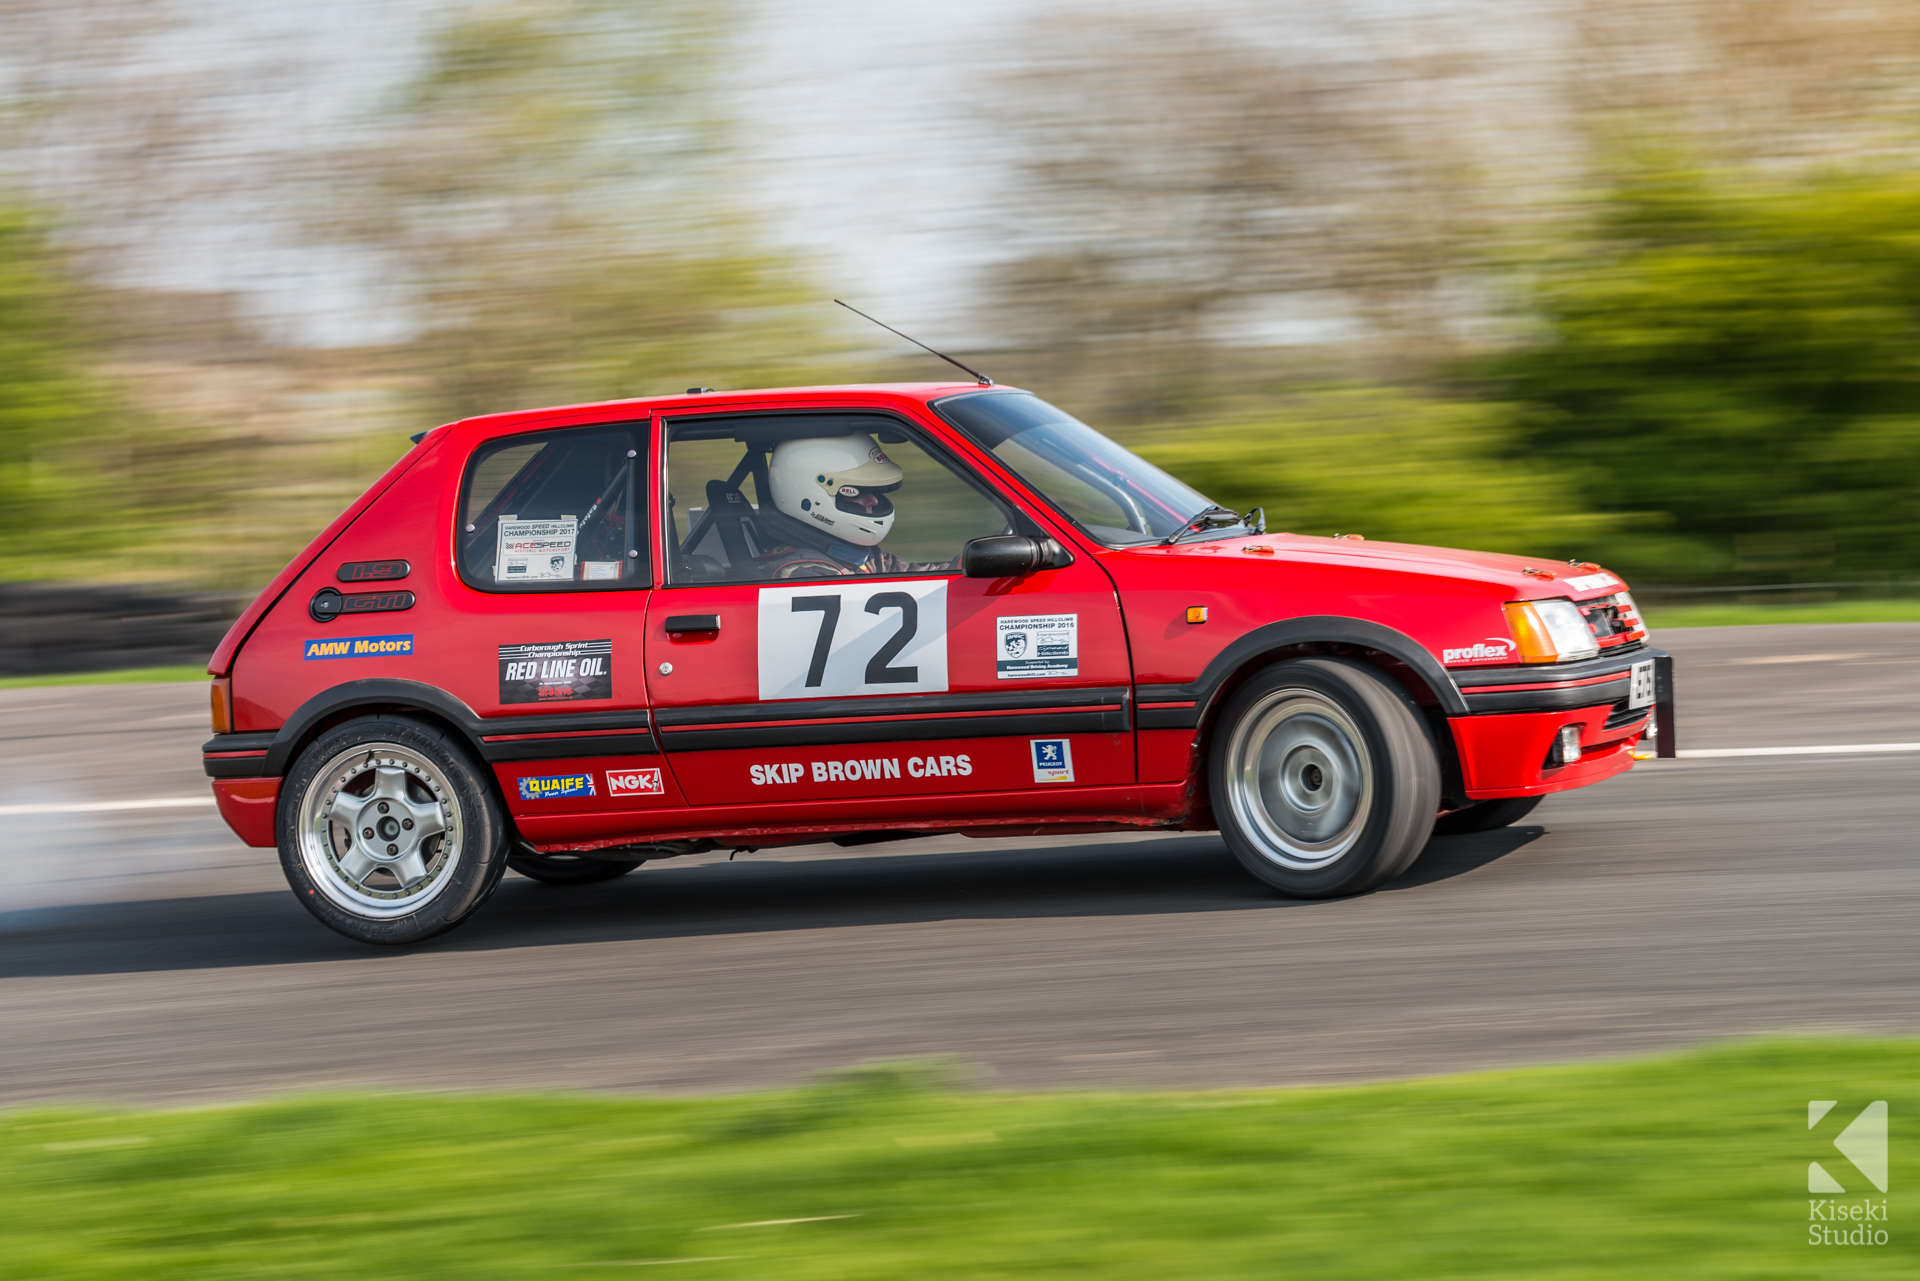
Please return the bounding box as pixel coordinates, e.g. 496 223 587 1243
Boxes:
499 639 612 703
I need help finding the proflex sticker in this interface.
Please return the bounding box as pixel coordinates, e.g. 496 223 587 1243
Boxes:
495 516 578 582
606 767 664 797
1031 738 1075 783
499 639 612 704
997 613 1078 679
303 633 414 661
518 773 595 801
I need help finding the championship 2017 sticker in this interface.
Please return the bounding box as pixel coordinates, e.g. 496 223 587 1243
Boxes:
303 633 414 660
518 773 595 800
499 639 613 704
1031 738 1075 783
997 613 1077 679
495 516 578 582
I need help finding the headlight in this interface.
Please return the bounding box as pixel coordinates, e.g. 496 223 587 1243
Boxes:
1503 598 1599 663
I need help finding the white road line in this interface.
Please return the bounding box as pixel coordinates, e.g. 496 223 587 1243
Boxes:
0 797 216 816
1677 743 1920 759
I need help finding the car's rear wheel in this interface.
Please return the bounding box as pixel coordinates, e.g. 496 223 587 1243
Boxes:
1210 657 1439 898
507 848 644 884
1433 795 1543 835
279 716 509 945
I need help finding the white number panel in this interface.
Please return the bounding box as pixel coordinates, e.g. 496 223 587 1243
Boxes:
757 581 949 700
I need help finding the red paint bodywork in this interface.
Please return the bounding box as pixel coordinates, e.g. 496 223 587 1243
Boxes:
204 383 1657 851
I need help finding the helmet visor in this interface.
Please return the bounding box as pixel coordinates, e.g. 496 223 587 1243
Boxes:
833 483 897 520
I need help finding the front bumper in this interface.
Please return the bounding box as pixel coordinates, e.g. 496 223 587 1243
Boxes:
1447 645 1674 798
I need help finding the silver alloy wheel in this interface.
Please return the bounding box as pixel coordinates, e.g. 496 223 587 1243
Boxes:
297 742 463 918
1222 687 1374 870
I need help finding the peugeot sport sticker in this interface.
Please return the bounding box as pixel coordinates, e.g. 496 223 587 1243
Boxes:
498 639 612 704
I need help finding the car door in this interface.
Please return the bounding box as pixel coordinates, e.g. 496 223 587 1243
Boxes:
643 407 1133 828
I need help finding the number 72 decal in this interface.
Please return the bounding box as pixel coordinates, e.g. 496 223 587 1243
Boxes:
756 582 949 700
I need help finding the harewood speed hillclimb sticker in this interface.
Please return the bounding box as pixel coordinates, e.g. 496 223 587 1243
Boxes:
499 639 613 703
997 614 1077 679
303 633 413 660
1031 738 1075 783
495 516 578 582
518 773 595 800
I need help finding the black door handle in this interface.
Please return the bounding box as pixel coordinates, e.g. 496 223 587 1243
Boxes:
663 614 721 633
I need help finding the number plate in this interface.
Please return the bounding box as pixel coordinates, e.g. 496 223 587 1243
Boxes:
757 582 949 700
1628 658 1655 709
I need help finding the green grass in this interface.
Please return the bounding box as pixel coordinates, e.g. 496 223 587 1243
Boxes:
0 664 207 689
1644 599 1920 628
3 1039 1912 1279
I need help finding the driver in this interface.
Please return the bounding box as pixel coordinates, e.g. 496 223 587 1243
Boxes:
753 434 957 579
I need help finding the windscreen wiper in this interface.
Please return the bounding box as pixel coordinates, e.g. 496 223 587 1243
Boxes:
1162 506 1245 546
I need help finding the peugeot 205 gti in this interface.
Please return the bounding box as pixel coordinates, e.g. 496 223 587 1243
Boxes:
202 382 1675 944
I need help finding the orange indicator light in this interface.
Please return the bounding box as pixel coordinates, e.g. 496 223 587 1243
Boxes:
1186 606 1209 624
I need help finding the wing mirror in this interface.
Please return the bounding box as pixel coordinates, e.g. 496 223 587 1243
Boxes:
961 535 1073 578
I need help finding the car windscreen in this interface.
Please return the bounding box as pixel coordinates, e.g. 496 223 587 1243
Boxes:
931 391 1218 546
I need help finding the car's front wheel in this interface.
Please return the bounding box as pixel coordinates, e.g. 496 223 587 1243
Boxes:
279 716 509 945
1209 657 1439 898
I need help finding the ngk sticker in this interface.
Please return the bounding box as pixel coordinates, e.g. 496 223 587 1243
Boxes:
606 768 664 797
1443 638 1515 664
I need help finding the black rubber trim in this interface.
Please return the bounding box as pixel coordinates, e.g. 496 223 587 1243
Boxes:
1455 644 1667 716
482 733 658 761
1448 642 1648 689
651 686 1129 730
1132 618 1467 726
238 679 658 777
661 708 1125 753
203 754 273 779
1463 679 1629 714
203 732 277 754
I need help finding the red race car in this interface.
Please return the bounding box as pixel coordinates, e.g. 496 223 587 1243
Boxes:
203 382 1674 944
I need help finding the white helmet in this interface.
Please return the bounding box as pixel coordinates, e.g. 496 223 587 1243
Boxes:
768 434 905 547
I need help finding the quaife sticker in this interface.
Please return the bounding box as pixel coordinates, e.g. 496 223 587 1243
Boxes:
1031 738 1075 783
303 633 414 660
998 614 1078 679
495 516 578 582
518 773 595 800
606 768 664 797
499 639 613 704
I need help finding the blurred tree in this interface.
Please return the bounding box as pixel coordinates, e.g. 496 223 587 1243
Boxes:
978 17 1487 417
1134 388 1617 559
326 0 829 423
1488 164 1920 582
0 201 125 570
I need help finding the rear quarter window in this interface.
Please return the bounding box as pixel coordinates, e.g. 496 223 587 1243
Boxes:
457 423 650 592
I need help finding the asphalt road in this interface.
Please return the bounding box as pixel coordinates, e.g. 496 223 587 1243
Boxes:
2 623 1917 1105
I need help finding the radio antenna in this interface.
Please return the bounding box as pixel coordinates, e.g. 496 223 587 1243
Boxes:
835 299 993 386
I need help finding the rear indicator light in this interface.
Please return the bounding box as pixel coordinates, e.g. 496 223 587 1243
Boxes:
210 678 231 735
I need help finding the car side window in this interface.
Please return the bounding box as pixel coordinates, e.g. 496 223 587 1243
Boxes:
457 423 649 592
664 414 1013 584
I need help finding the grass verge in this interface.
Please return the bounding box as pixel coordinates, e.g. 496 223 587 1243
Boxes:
0 664 207 689
2 1038 1911 1278
1644 599 1920 628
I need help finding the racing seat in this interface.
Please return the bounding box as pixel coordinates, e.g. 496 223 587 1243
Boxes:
678 478 765 578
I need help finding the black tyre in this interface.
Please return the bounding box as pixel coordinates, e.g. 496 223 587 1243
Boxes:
278 715 510 945
1209 657 1440 898
507 849 644 884
1432 795 1543 835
